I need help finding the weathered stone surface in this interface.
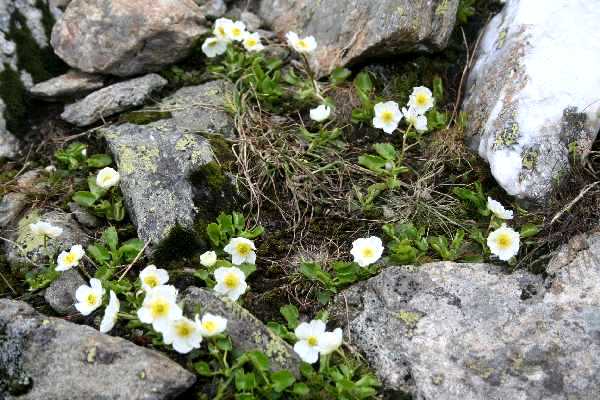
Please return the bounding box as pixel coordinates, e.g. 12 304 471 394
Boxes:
61 73 167 127
463 0 600 201
51 0 207 77
43 268 85 315
101 80 236 246
68 201 101 228
29 70 104 100
256 0 459 76
0 298 196 399
331 229 600 398
182 287 301 374
0 192 26 228
0 126 20 159
196 0 226 18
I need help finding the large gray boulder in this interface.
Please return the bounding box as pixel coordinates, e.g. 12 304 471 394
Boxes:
61 73 167 127
182 287 301 375
256 0 459 76
463 0 600 201
0 299 196 399
29 70 104 100
331 229 600 399
51 0 207 77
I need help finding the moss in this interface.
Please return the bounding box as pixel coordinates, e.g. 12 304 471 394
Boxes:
121 111 172 125
152 223 205 268
192 162 227 193
0 64 28 133
205 134 236 170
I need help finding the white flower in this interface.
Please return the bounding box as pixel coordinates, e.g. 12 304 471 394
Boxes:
293 319 326 364
56 244 85 272
45 165 56 173
214 266 248 301
81 148 87 157
487 197 514 220
200 251 217 267
350 236 384 267
29 221 63 239
318 327 343 355
197 313 228 337
408 86 434 115
223 237 256 265
214 18 233 40
74 278 104 316
139 265 169 292
286 31 317 54
309 105 331 122
137 285 182 333
162 316 203 354
100 291 120 333
242 32 264 52
202 37 228 58
96 167 120 189
487 224 520 261
402 107 428 133
373 101 402 134
225 21 246 42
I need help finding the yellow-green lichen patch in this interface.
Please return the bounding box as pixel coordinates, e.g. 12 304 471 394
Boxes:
435 0 450 15
395 310 422 328
117 145 159 175
15 210 44 255
494 120 520 148
251 330 291 367
522 148 539 170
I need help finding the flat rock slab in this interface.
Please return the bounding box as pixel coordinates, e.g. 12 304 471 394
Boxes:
256 0 458 76
331 230 600 399
44 269 85 315
0 299 196 399
51 0 207 77
61 73 167 126
462 0 600 201
29 70 104 100
182 287 301 375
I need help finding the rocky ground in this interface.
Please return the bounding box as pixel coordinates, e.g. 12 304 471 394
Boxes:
1 0 600 399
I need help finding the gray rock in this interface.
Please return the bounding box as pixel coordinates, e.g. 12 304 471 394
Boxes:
29 70 104 100
0 193 26 228
68 201 101 228
0 126 20 159
43 268 85 315
196 0 226 18
256 0 459 76
331 230 600 399
0 298 196 399
61 73 167 127
49 0 71 10
227 7 263 31
462 0 600 201
51 0 207 77
182 287 301 374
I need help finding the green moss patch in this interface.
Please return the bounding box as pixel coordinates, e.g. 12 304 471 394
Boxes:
120 111 172 125
152 223 205 267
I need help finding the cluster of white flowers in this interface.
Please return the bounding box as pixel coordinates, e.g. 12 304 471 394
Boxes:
486 198 520 261
373 86 434 134
202 18 264 58
293 319 342 363
30 220 63 239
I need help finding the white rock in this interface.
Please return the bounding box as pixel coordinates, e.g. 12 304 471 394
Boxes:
463 0 600 201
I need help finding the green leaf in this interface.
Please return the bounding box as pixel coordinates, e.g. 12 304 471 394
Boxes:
248 351 270 371
520 224 541 238
119 239 144 263
87 175 107 198
194 361 212 376
432 75 444 102
238 263 257 278
372 143 396 161
73 191 98 207
353 72 373 94
102 227 119 252
280 304 300 329
206 223 222 247
86 154 112 168
270 370 295 392
329 67 352 85
216 337 233 351
292 382 310 396
111 198 125 221
87 244 111 265
300 262 334 287
235 370 257 392
358 154 387 174
241 226 264 240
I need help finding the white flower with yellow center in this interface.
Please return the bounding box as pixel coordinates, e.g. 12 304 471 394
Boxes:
96 167 120 189
200 250 217 267
224 237 256 265
139 265 169 292
30 221 63 239
197 313 228 337
213 266 248 301
214 18 233 40
318 327 343 355
350 236 384 267
286 32 317 54
100 290 120 333
74 278 104 316
162 316 203 354
242 32 264 52
408 86 434 115
202 37 228 58
225 21 247 42
373 101 402 134
487 224 520 261
309 104 331 122
56 244 85 272
487 197 514 220
402 106 428 133
293 319 326 364
136 285 182 333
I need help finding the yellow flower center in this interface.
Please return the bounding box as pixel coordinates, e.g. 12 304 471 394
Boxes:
86 293 97 306
496 233 512 249
224 273 239 289
232 27 241 37
202 320 216 334
235 242 252 257
415 93 428 107
246 38 257 47
143 275 159 288
150 299 169 318
298 39 308 49
208 40 217 48
218 27 225 36
381 111 394 124
101 175 111 184
307 336 318 347
361 247 374 258
175 321 193 338
64 252 77 264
